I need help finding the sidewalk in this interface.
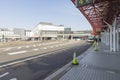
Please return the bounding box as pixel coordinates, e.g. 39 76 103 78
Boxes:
45 42 120 80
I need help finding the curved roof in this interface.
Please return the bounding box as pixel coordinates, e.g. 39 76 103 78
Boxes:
71 0 120 35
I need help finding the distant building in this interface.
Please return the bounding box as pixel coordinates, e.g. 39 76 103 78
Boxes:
25 30 34 40
33 22 64 40
64 28 73 39
13 28 25 36
0 28 20 42
72 30 92 40
0 24 93 42
0 28 35 41
64 28 71 31
0 28 9 31
13 28 27 40
25 30 33 37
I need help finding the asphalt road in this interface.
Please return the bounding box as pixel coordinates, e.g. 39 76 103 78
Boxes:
0 40 91 80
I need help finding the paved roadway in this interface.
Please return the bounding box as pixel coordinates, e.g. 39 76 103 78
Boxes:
0 40 91 80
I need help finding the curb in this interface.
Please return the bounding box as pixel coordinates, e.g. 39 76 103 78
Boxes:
44 46 92 80
44 61 72 80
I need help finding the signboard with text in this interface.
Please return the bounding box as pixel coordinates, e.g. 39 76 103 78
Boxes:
76 0 93 7
76 0 107 7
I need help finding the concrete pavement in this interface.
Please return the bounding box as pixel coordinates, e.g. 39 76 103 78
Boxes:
45 42 120 80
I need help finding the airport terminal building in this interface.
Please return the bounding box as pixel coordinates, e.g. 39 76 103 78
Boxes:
32 22 64 40
0 22 92 42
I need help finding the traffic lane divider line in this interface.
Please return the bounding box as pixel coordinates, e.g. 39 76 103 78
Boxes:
33 48 39 51
0 41 86 68
9 78 17 80
0 72 9 78
8 51 27 55
0 45 72 68
17 47 22 49
0 51 61 68
4 48 12 51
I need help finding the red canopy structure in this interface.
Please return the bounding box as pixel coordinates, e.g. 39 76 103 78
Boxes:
71 0 120 35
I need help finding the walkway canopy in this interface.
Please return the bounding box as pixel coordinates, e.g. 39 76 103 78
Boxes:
71 0 120 35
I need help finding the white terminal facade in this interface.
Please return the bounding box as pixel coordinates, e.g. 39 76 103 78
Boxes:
0 22 92 42
32 22 64 40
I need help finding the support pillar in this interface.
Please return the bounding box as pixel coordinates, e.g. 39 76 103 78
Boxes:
105 31 107 45
116 25 119 51
106 32 109 46
100 32 103 43
110 27 113 51
113 25 116 52
103 34 105 43
112 17 119 52
103 17 119 52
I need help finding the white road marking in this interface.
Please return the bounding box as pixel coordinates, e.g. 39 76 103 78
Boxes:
9 78 17 80
26 46 29 48
50 46 53 48
59 44 62 46
46 43 49 45
8 51 27 55
0 72 9 78
55 45 59 47
4 48 11 51
0 46 69 68
33 48 39 51
106 71 115 74
33 45 36 47
46 46 51 48
44 43 47 45
43 47 47 49
17 47 22 49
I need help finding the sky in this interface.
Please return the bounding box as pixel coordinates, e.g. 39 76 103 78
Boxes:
0 0 92 31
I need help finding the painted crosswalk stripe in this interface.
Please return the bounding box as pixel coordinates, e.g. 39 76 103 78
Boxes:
0 72 9 78
9 78 17 80
8 51 27 55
